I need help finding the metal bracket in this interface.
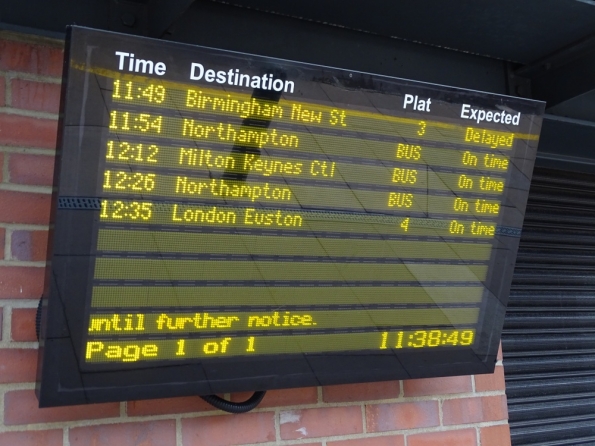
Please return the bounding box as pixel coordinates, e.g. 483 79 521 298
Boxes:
506 62 532 98
109 0 149 35
147 0 196 38
514 34 595 108
108 0 195 37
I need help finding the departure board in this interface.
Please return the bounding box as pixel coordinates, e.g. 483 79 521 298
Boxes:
37 26 544 407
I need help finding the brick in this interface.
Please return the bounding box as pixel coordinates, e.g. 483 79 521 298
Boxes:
323 381 399 403
498 342 503 360
0 77 5 107
0 227 4 259
280 406 363 440
408 429 477 446
443 395 508 425
366 401 439 432
329 435 405 446
0 191 51 225
4 389 119 425
11 308 38 341
11 80 61 113
0 114 58 149
0 39 63 76
11 230 49 261
0 307 3 340
231 387 317 407
481 424 512 446
8 154 55 186
0 266 45 299
475 366 505 392
0 152 3 183
0 349 37 383
127 396 214 416
403 375 472 397
183 411 275 446
70 420 175 446
0 429 63 446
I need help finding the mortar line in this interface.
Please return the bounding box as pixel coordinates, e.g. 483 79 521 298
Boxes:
361 403 367 434
0 106 58 120
0 183 52 193
275 407 281 443
1 150 8 185
0 146 57 155
176 416 183 446
4 72 62 84
3 227 11 261
3 307 12 345
4 72 12 107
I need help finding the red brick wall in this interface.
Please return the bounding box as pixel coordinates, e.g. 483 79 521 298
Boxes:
0 31 511 446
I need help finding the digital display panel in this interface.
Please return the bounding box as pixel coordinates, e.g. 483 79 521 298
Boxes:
37 26 544 406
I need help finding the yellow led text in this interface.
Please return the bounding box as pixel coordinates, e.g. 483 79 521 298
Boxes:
392 168 417 185
243 154 303 176
244 208 303 227
310 160 335 177
186 90 283 119
290 104 348 127
172 205 237 224
480 176 504 192
88 314 145 332
182 120 299 149
85 341 158 362
453 198 500 215
388 192 413 208
247 311 316 327
465 127 514 149
483 153 509 170
156 313 239 330
448 220 496 236
396 143 421 160
329 109 347 126
179 148 235 169
175 177 292 202
456 174 505 193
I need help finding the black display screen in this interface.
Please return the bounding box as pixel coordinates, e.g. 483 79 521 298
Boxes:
36 26 544 406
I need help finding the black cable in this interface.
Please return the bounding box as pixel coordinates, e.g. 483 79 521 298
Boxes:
200 391 266 413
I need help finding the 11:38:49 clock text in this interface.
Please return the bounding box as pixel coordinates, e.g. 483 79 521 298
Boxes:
380 329 475 349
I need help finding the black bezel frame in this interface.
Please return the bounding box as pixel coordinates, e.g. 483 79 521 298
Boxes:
36 26 544 407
